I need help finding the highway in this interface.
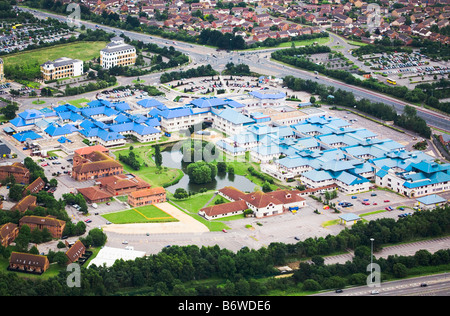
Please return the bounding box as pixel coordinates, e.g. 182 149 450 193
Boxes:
313 273 450 296
20 7 450 132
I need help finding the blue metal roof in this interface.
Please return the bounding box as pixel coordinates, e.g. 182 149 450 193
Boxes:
416 194 446 205
13 130 42 142
137 98 165 108
249 90 286 99
217 109 255 125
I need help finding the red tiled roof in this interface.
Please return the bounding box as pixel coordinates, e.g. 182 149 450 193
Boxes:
200 200 248 217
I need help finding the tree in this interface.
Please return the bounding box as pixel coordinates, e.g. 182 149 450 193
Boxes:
154 145 162 168
174 188 188 199
186 161 217 184
88 228 107 247
262 181 272 193
393 262 408 278
0 103 19 120
217 162 227 173
303 279 322 291
9 184 24 202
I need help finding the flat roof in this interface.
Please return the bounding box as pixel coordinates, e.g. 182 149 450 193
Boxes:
339 213 361 222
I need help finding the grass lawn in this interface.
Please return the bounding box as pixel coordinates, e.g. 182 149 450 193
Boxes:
102 204 177 224
67 98 90 108
3 41 107 69
112 144 183 188
246 37 331 51
169 190 217 214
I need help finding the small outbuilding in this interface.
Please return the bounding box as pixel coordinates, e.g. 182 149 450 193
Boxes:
339 213 361 226
416 194 447 210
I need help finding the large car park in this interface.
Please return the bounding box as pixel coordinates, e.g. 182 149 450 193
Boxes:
361 51 449 88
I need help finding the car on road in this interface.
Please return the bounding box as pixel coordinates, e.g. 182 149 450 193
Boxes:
371 290 379 295
122 241 128 244
222 229 227 233
84 219 92 223
384 200 390 202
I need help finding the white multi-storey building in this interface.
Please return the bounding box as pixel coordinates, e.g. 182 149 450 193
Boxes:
100 37 136 69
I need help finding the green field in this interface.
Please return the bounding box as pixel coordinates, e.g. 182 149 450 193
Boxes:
2 41 107 68
112 144 183 188
67 98 90 108
102 204 178 224
246 36 331 51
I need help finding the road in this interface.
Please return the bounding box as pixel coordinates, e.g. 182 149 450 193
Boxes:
314 273 450 296
19 7 450 132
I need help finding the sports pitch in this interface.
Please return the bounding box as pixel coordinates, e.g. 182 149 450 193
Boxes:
102 204 178 224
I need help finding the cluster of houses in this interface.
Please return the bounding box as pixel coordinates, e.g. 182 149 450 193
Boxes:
70 0 450 46
330 0 450 45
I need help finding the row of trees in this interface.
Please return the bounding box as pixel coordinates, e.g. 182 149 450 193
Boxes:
0 205 448 296
160 64 218 83
118 151 140 171
282 75 431 138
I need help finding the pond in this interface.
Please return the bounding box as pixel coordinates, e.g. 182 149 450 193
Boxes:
160 148 257 194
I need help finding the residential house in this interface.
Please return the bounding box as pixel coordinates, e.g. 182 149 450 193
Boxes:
9 252 50 274
0 223 19 247
65 240 87 264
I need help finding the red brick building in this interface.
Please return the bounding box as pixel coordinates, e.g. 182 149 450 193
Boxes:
9 252 50 274
0 223 19 247
19 215 66 239
72 150 123 181
65 240 86 264
128 187 166 207
0 162 30 184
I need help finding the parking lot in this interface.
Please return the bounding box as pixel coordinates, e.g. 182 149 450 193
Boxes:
362 52 449 88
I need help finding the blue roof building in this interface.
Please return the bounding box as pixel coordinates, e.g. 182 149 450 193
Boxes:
13 130 42 142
